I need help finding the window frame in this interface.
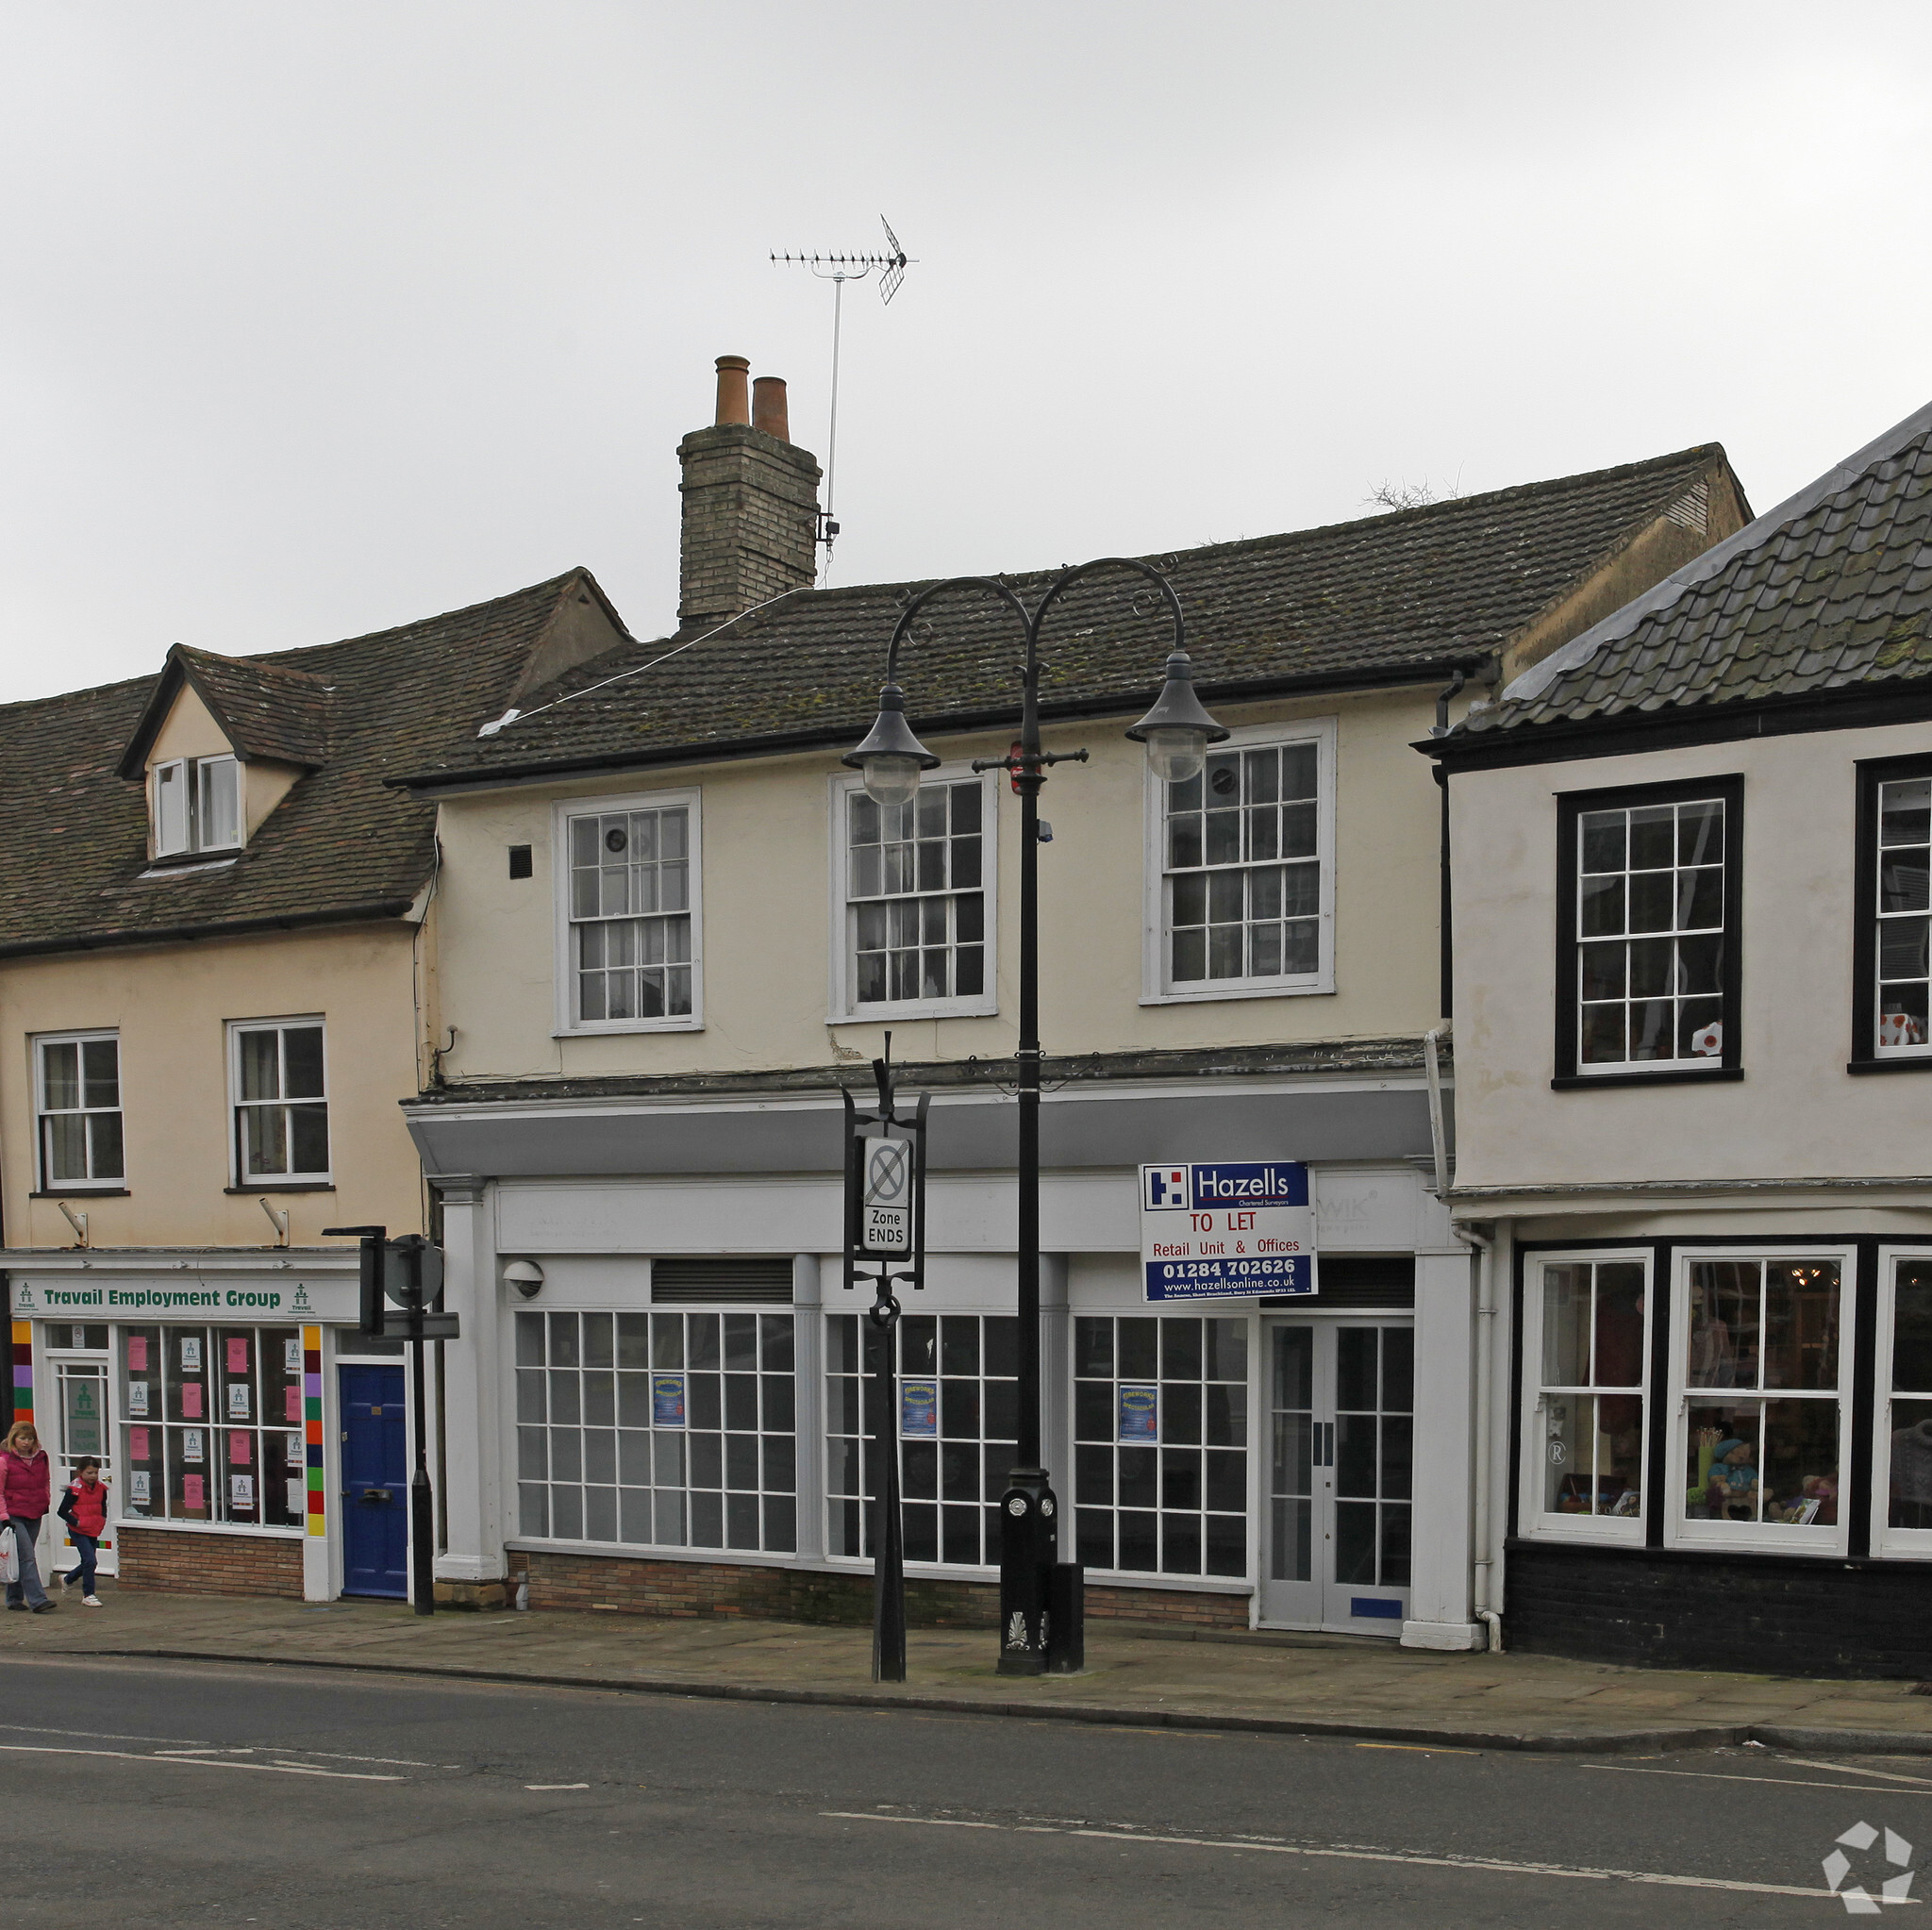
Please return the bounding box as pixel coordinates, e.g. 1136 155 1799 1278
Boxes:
1516 1248 1653 1548
226 1017 331 1188
826 763 1000 1023
33 1030 125 1193
551 786 705 1037
1141 715 1338 1006
1553 773 1744 1088
1852 754 1932 1072
1872 1245 1932 1560
151 753 242 859
1664 1242 1855 1557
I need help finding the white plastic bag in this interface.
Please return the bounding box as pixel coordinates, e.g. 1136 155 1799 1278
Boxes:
0 1529 20 1587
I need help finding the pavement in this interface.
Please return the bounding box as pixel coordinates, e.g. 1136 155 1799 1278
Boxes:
9 1582 1932 1755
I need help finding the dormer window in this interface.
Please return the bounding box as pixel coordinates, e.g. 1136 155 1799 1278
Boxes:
153 755 241 857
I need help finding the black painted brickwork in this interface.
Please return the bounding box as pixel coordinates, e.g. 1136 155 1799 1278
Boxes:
1507 1540 1932 1680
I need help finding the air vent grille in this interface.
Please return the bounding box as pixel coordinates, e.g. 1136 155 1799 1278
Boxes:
650 1256 794 1306
1260 1255 1416 1310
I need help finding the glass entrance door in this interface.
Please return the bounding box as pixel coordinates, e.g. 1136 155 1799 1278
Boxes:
1261 1320 1413 1634
53 1356 116 1578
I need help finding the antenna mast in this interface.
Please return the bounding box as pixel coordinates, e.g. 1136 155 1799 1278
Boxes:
771 217 913 580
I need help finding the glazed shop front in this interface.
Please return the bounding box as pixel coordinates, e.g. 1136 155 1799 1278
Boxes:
3 1254 423 1604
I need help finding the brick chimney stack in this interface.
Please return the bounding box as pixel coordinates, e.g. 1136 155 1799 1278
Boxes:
677 355 822 627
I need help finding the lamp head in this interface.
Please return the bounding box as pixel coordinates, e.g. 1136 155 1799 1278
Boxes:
842 683 941 807
1125 650 1230 784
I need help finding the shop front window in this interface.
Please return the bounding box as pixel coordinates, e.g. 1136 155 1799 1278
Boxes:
1881 1256 1932 1548
119 1324 304 1527
1679 1256 1845 1541
825 1312 1018 1567
514 1310 795 1554
1074 1314 1248 1578
1527 1258 1648 1536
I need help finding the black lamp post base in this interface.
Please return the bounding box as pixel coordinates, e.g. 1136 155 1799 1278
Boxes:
996 1469 1058 1676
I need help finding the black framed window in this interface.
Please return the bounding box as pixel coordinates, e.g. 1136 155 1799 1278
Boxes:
1554 774 1743 1087
1853 756 1932 1071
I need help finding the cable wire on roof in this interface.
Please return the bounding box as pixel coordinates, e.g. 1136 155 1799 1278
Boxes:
475 588 808 739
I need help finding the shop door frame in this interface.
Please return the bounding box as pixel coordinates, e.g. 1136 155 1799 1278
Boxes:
1258 1315 1414 1637
45 1339 116 1580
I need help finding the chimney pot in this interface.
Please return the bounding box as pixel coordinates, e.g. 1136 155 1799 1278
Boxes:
713 355 751 426
752 375 791 442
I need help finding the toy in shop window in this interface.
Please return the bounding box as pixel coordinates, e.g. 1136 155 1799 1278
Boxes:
1690 1020 1723 1058
1702 1430 1760 1518
1881 1007 1925 1050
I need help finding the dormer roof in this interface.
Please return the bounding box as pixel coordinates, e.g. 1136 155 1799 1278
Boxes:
115 643 330 779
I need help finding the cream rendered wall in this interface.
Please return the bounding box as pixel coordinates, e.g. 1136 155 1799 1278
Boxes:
431 687 1451 1082
1450 718 1932 1189
2 923 427 1249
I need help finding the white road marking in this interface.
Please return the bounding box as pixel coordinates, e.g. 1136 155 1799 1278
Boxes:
275 1750 448 1768
0 1721 209 1746
1584 1764 1932 1798
0 1744 400 1780
1775 1755 1932 1789
824 1808 1901 1901
525 1783 591 1791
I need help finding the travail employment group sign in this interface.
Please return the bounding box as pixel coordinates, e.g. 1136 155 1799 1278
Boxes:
1140 1162 1315 1301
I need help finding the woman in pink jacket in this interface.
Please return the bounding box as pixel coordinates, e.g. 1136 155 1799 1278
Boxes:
0 1423 54 1612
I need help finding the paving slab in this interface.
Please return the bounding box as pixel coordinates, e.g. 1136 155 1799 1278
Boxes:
5 1584 1931 1753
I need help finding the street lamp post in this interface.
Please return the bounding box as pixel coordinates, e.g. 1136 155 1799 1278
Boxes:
844 557 1227 1676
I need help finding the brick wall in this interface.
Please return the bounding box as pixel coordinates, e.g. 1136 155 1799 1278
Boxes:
118 1524 305 1600
517 1551 1250 1632
1507 1540 1932 1679
676 423 820 625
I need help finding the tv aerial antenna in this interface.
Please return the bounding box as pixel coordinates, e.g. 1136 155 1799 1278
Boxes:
772 216 913 577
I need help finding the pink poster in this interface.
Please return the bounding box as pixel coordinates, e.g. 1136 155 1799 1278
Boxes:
181 1383 203 1419
228 1431 252 1466
129 1427 150 1461
285 1386 301 1423
127 1337 148 1373
182 1474 205 1511
226 1338 250 1373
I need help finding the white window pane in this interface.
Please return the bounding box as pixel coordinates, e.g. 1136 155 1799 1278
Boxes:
154 762 188 855
41 1041 79 1111
80 1039 119 1108
282 1027 325 1098
197 757 240 848
238 1030 281 1101
243 1106 287 1176
45 1115 87 1183
89 1111 125 1181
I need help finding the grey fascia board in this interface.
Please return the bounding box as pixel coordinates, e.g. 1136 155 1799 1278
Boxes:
1499 397 1932 709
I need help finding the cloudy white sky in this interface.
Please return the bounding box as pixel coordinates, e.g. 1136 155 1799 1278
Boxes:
3 4 1929 703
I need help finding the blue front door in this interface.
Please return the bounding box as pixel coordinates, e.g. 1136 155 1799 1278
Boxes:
340 1364 408 1598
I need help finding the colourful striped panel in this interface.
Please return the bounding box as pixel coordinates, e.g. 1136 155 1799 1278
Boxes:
301 1326 325 1535
10 1322 31 1423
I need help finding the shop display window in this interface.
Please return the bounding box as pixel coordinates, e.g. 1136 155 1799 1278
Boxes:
1524 1257 1648 1539
1677 1256 1846 1543
1880 1256 1932 1549
825 1312 1018 1567
514 1310 795 1554
1074 1314 1248 1578
118 1324 303 1528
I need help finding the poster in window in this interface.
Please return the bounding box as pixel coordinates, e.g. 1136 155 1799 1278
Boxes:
285 1386 301 1423
182 1474 205 1511
1118 1384 1158 1443
127 1382 148 1417
230 1474 255 1511
127 1337 148 1373
228 1431 252 1466
900 1380 939 1439
651 1374 687 1427
182 1429 204 1464
180 1383 203 1419
129 1472 150 1506
180 1337 202 1372
284 1339 302 1373
286 1478 306 1519
128 1426 150 1461
226 1383 251 1421
226 1338 250 1374
286 1433 302 1464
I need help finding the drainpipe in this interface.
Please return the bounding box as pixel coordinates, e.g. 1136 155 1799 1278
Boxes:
1455 1218 1507 1652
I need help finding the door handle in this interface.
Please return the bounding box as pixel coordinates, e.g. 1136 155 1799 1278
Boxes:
358 1488 393 1506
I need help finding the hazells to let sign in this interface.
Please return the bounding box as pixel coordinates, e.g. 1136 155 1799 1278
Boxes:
860 1133 913 1256
1140 1161 1314 1301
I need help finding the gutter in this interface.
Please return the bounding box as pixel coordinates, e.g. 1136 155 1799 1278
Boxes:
391 657 1493 797
0 896 420 962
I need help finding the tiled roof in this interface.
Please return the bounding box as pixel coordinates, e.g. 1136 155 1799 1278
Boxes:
1453 400 1932 742
402 445 1730 787
0 572 605 957
162 647 330 770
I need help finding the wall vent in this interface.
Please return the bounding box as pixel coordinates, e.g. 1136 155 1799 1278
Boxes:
650 1256 794 1306
1260 1255 1416 1311
1663 481 1710 534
